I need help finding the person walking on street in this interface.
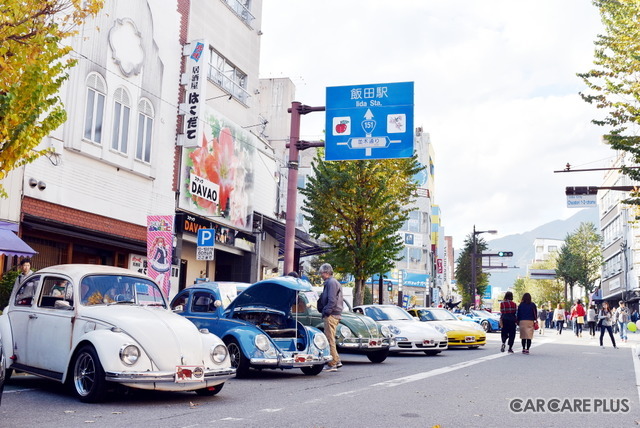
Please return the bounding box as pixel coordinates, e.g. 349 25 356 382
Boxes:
499 291 518 353
599 301 618 349
553 303 565 335
13 258 33 288
587 304 597 338
317 263 343 371
571 299 586 337
538 306 548 335
615 301 630 343
516 293 537 354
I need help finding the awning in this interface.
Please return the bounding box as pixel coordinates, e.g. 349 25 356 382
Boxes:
255 213 329 259
0 229 37 257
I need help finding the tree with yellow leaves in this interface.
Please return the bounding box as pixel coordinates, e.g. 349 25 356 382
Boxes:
0 0 103 197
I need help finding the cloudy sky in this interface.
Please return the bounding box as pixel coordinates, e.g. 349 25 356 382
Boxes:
258 0 613 249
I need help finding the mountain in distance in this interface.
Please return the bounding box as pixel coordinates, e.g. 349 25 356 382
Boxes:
482 208 599 292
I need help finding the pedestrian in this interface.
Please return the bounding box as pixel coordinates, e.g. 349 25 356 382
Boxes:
316 263 343 371
615 300 630 343
287 271 300 278
587 303 597 338
546 308 553 330
553 303 565 334
13 257 34 287
499 291 518 353
516 292 537 354
632 309 639 324
538 306 548 335
571 299 586 337
598 301 618 349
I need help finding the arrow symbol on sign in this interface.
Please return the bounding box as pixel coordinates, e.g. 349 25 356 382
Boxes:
364 109 374 120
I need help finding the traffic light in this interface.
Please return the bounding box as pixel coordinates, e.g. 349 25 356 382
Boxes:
498 251 513 257
387 284 393 292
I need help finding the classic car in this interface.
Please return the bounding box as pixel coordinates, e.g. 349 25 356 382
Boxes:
294 290 393 363
0 264 235 402
353 305 448 355
170 277 331 377
0 334 4 406
407 307 486 348
467 309 501 332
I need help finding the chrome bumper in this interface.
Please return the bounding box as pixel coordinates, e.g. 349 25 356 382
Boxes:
338 337 393 349
105 367 236 383
250 354 332 367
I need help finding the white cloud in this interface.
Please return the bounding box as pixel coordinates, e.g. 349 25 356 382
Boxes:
259 0 613 248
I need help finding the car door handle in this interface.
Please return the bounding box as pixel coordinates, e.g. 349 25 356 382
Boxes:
29 314 38 319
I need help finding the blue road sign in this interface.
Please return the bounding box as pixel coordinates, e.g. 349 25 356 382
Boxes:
197 228 216 247
325 81 414 161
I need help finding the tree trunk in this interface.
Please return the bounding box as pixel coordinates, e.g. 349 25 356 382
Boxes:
354 278 365 307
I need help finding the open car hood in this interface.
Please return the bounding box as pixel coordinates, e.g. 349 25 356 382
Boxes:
225 277 312 316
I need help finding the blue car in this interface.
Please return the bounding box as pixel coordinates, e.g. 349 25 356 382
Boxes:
467 309 501 332
170 277 332 377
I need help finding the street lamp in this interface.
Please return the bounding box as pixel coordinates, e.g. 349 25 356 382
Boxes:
471 226 497 309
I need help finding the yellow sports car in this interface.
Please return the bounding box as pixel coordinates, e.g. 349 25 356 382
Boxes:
407 307 486 348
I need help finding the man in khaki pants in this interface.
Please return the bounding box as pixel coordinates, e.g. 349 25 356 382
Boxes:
317 263 343 371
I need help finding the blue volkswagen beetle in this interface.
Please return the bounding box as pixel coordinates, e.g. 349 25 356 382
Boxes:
170 277 331 377
467 309 501 332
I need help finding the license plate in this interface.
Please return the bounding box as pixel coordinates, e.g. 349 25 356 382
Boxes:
175 365 205 383
294 354 311 363
465 336 475 343
422 339 433 345
369 339 381 347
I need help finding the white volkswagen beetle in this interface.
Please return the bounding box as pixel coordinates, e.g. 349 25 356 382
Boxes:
0 264 235 402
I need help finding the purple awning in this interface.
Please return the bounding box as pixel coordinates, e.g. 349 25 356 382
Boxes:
0 229 37 257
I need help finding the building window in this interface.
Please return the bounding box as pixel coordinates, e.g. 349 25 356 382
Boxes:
208 48 250 103
83 73 106 144
136 99 154 163
111 87 131 154
402 211 421 233
221 0 255 26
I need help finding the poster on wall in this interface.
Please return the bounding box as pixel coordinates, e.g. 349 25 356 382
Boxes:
147 215 174 298
178 106 255 233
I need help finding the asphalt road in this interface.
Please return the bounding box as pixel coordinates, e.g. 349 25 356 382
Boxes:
1 330 639 427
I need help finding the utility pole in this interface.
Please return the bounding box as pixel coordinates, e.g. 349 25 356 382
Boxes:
470 226 497 308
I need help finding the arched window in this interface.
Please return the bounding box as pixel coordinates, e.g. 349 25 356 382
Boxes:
136 99 154 163
111 87 131 154
83 73 107 144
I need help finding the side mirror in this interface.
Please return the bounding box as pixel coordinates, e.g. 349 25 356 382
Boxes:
173 304 184 312
214 300 222 308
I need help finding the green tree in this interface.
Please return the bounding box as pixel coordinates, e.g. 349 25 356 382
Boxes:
579 0 640 203
556 222 603 301
454 233 489 309
556 242 581 302
512 277 527 303
300 152 423 306
527 257 565 307
0 0 103 197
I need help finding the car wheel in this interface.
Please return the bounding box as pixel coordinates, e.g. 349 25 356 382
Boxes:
4 368 12 382
481 320 491 332
195 382 224 396
366 349 389 363
70 345 107 403
300 364 324 376
424 350 441 356
224 338 250 378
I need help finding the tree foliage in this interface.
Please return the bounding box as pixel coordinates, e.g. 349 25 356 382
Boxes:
579 0 640 203
454 233 489 309
556 222 603 301
0 0 103 197
300 153 423 306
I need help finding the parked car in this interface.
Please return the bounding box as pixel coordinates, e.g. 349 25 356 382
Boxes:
467 309 501 332
0 264 235 402
407 307 486 348
353 305 448 355
294 291 393 363
0 334 4 406
171 277 331 377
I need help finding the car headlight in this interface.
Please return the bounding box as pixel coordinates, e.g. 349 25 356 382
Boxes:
254 334 270 352
339 325 353 338
211 344 228 363
388 325 401 335
119 344 140 366
313 332 329 349
380 325 391 337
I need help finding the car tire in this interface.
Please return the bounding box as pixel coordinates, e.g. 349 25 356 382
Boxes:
195 382 224 396
224 338 250 378
4 368 12 382
366 349 389 363
481 320 491 332
300 364 324 376
70 345 107 403
424 350 441 356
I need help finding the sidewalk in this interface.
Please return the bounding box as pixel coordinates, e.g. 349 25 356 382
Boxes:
533 324 640 350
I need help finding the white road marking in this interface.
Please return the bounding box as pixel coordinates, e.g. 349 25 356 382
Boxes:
632 345 640 404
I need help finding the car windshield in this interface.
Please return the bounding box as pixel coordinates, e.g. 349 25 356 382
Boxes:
473 310 495 317
80 275 166 308
419 309 457 321
364 306 413 321
302 291 351 313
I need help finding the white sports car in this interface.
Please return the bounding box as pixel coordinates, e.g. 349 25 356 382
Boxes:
0 264 235 402
353 305 448 355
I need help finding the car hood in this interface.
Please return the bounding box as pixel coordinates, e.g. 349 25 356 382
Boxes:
226 277 312 315
341 312 382 337
433 320 484 332
378 319 443 339
80 305 208 364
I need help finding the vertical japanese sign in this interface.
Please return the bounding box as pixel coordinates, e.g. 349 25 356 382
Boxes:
147 215 174 298
179 40 209 148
